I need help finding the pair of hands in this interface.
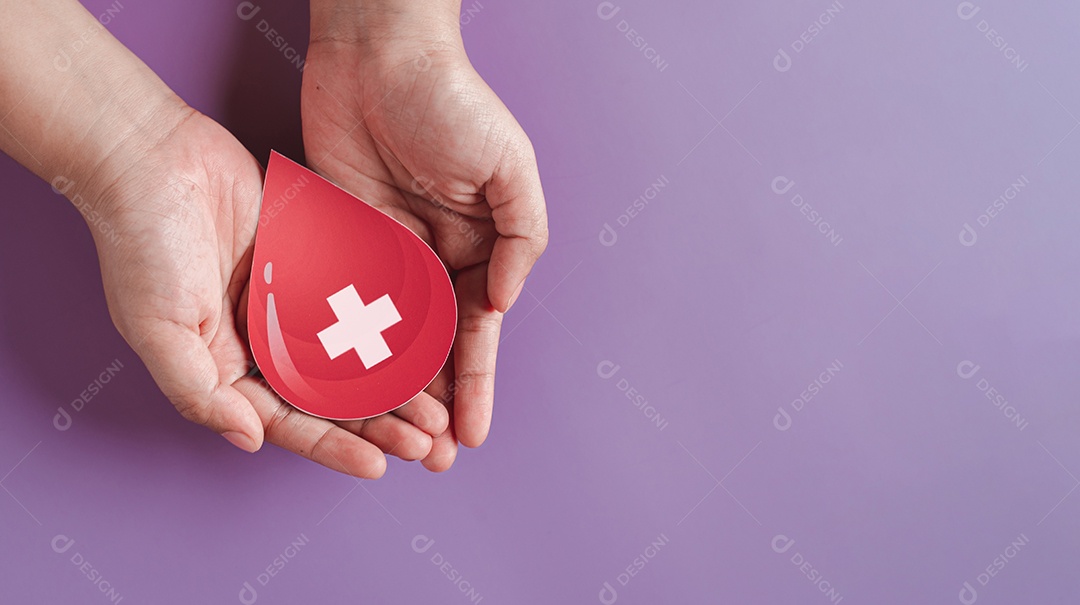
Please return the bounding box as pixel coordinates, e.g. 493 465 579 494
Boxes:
93 19 547 477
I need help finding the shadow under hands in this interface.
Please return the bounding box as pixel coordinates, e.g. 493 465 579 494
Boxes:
219 0 310 166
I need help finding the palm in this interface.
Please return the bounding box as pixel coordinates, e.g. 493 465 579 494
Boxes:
97 112 440 477
302 46 504 268
302 42 549 466
96 112 262 413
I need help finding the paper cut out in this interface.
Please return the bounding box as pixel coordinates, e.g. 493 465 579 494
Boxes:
247 152 457 420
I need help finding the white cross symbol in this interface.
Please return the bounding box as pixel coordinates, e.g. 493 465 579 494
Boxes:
316 284 402 369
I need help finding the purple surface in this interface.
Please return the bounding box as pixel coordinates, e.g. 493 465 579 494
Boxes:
2 0 1080 603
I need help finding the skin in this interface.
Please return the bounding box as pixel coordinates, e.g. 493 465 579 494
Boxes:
305 1 549 470
0 0 547 478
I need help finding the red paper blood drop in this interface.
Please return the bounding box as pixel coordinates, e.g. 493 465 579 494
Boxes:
246 151 456 420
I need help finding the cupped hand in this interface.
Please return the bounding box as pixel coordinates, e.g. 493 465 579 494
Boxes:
88 105 446 477
301 30 549 471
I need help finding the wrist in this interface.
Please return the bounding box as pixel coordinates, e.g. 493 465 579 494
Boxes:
309 0 464 56
63 84 194 214
0 0 193 219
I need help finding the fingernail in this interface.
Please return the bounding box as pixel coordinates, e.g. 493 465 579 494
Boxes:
507 279 526 310
222 431 258 453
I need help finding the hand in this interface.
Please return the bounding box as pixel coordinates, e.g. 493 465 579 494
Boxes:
302 17 549 470
87 105 447 478
0 0 444 478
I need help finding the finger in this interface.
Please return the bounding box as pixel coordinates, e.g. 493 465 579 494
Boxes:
422 365 458 472
234 377 387 479
423 424 458 472
486 137 549 312
136 319 264 452
430 213 497 271
337 414 433 462
453 265 503 448
392 391 450 437
399 186 498 271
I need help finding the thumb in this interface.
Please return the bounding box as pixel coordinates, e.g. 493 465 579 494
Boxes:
134 319 265 452
486 136 549 312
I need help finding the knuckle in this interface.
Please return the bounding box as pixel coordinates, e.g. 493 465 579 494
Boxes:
172 394 212 426
456 368 496 386
410 409 433 432
513 130 537 163
309 426 337 465
459 314 502 337
265 401 295 438
533 223 550 256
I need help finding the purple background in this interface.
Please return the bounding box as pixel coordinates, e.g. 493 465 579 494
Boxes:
2 0 1080 602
